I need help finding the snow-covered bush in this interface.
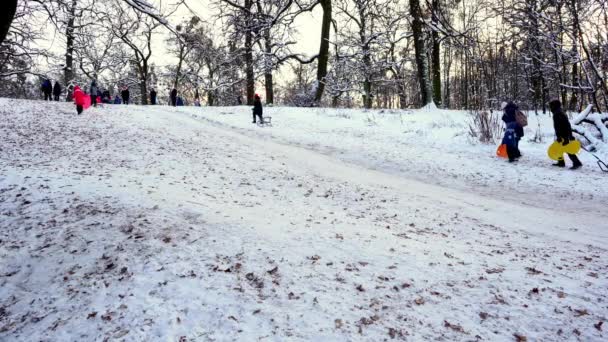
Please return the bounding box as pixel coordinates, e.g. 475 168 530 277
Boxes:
572 105 608 162
572 105 608 148
467 110 503 144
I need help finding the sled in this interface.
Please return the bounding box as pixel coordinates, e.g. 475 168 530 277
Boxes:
257 116 272 127
564 140 581 155
496 144 508 158
581 146 608 173
548 140 581 160
83 96 91 109
547 142 563 160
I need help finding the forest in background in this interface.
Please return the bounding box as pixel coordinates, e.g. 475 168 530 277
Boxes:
1 0 607 113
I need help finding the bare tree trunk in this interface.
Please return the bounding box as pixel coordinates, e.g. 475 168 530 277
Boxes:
139 62 149 105
313 0 332 104
409 0 433 106
208 68 215 106
575 31 608 111
398 80 407 109
264 32 274 105
569 0 580 111
173 44 186 90
0 0 17 45
463 51 469 109
244 0 255 105
431 0 441 107
64 0 77 89
444 44 451 108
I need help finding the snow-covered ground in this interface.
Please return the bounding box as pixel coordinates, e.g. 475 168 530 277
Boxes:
0 98 606 341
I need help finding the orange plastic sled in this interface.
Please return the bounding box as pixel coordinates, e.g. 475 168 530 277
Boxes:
496 144 508 158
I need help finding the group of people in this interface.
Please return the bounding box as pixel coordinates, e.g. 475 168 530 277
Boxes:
501 99 582 169
40 79 62 101
42 78 216 111
67 79 193 113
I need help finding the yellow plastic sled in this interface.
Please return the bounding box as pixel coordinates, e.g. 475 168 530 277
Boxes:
547 140 581 160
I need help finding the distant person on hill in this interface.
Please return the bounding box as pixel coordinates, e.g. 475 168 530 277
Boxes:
170 88 178 106
113 95 122 104
550 99 582 169
53 81 62 101
90 80 98 107
121 87 130 105
66 84 74 102
102 89 111 104
252 94 263 124
501 101 523 160
150 89 157 105
176 96 184 106
41 79 52 101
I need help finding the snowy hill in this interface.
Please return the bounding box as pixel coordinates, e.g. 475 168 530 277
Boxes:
0 98 606 341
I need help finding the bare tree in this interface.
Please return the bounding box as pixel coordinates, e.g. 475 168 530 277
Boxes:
409 0 433 106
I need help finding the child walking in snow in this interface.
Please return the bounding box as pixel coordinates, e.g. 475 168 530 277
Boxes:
502 121 519 163
73 86 85 115
501 101 523 161
549 99 582 169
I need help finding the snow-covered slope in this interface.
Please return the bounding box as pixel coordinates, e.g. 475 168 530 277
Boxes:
1 99 606 341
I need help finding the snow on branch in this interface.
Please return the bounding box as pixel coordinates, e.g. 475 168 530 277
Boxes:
123 0 173 27
572 104 608 146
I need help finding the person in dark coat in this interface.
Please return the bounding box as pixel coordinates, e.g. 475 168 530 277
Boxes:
90 80 98 107
53 81 62 101
549 99 582 169
501 101 523 160
113 95 122 104
102 90 111 104
170 88 178 107
150 89 157 105
121 87 130 105
66 84 74 102
41 79 52 101
502 122 519 163
252 94 263 124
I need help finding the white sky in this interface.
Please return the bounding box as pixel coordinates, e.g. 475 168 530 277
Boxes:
36 0 322 85
153 0 323 82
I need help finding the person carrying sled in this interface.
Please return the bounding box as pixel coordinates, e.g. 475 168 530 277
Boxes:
501 101 525 160
90 80 98 107
53 81 62 101
252 94 263 124
549 99 582 169
121 87 130 105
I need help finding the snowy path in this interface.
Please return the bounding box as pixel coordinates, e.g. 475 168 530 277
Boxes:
1 99 606 341
180 105 608 216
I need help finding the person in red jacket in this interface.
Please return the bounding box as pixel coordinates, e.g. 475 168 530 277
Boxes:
73 86 85 115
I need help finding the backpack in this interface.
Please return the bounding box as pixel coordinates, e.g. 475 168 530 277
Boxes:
515 110 528 127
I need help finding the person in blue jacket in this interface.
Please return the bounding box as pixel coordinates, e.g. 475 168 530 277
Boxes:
501 101 523 159
502 121 519 163
41 79 52 101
